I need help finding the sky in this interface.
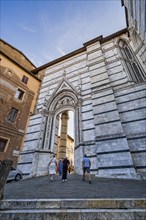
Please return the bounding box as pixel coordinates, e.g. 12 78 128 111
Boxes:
1 0 126 68
1 0 126 139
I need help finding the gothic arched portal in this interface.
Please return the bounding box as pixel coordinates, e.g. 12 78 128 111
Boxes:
42 78 82 163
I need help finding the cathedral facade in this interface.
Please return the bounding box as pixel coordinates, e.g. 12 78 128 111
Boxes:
18 26 146 179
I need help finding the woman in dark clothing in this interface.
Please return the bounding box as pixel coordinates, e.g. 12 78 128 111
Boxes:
62 157 70 182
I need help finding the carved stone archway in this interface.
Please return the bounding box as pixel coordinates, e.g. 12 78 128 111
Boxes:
42 78 82 156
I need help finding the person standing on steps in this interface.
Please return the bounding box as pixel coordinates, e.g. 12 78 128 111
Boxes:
62 157 70 182
48 155 57 182
58 158 63 176
82 154 92 184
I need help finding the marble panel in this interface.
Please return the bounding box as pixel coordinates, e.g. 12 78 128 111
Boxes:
110 77 128 87
94 110 120 124
82 111 93 120
66 61 87 73
82 99 92 106
132 153 146 166
49 83 59 90
88 55 104 66
107 66 123 75
115 83 146 96
82 83 91 91
28 117 42 126
106 60 121 69
128 138 146 151
39 87 48 94
81 104 92 112
82 94 91 100
82 119 94 130
109 71 127 82
122 120 146 135
36 154 51 176
104 49 116 58
81 88 91 96
89 157 97 170
92 88 113 99
19 153 33 162
89 61 105 71
44 69 63 81
37 98 45 106
69 75 78 83
105 56 117 63
24 131 40 141
23 140 39 149
88 50 102 60
90 73 108 84
83 129 95 142
84 146 96 157
117 98 146 112
29 114 42 120
90 67 107 77
116 90 145 103
92 94 114 105
74 147 83 174
96 138 129 153
120 108 145 122
97 152 132 167
17 163 32 174
38 91 48 100
102 41 114 50
27 124 41 133
81 77 90 84
95 121 123 136
97 168 136 179
93 101 117 114
90 78 109 88
86 41 101 52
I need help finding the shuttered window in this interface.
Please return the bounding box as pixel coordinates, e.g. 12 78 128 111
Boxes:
7 107 19 123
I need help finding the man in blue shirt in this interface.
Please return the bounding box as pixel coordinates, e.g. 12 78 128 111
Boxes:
82 154 91 184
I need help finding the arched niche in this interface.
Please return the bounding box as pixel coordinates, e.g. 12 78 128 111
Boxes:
42 87 82 154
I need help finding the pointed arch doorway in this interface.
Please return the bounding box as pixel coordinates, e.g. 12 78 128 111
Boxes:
43 78 82 173
56 110 74 170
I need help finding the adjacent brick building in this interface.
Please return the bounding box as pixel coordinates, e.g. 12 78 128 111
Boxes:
0 39 42 166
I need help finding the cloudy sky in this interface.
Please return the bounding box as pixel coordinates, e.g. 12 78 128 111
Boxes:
1 0 126 68
1 0 126 138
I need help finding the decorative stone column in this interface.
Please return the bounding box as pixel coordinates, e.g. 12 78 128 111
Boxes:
59 111 69 159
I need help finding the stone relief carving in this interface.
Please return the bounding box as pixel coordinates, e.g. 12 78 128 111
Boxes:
56 97 75 109
56 100 62 108
63 97 67 105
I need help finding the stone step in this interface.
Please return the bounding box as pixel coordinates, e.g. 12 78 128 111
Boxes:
0 209 146 220
0 198 146 210
0 199 146 220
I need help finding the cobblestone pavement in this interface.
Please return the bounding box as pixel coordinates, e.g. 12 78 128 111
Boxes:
3 174 146 199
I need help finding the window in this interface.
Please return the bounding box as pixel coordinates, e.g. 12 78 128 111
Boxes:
0 138 8 152
15 88 25 100
119 40 145 83
22 75 28 84
7 107 19 123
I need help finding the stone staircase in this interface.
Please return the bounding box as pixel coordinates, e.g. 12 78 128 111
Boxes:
0 198 146 220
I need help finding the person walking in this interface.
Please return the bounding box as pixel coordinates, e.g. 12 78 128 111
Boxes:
82 154 91 184
62 157 70 182
48 155 57 182
58 158 63 176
